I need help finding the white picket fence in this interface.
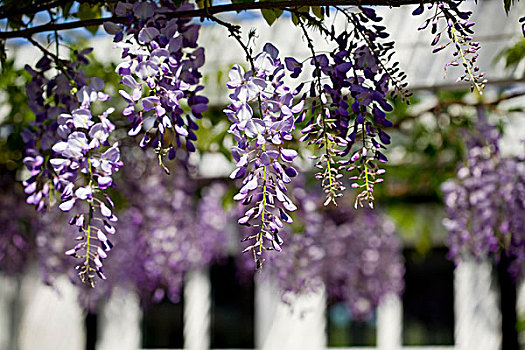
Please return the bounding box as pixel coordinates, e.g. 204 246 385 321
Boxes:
0 260 518 350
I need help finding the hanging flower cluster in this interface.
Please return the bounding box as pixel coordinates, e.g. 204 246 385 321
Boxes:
5 0 523 291
108 150 230 303
442 110 525 278
25 144 230 308
289 7 398 208
226 43 305 268
0 171 36 276
240 185 404 320
107 1 207 170
22 49 93 212
19 46 122 286
320 206 404 319
336 9 397 209
413 1 486 93
52 80 122 287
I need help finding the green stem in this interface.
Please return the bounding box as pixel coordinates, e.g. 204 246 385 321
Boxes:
364 162 371 201
84 157 93 276
259 143 267 257
84 204 93 275
450 25 482 95
298 17 336 202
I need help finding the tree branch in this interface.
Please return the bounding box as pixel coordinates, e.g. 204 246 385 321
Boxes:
0 0 60 19
0 0 120 20
0 0 435 40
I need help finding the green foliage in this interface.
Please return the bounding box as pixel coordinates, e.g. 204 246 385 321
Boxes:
61 1 76 19
504 0 521 13
387 204 438 254
77 3 102 35
0 59 32 171
311 6 324 19
496 39 525 69
259 0 284 25
260 8 283 25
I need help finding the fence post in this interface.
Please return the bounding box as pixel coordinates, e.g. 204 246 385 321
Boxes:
184 269 211 350
377 293 403 350
96 288 141 350
454 260 501 350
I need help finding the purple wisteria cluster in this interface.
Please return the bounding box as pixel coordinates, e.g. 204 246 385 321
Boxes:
52 82 122 287
442 112 525 278
321 205 404 319
0 172 36 276
20 48 122 287
293 8 396 208
243 186 404 320
26 146 231 308
413 1 486 94
225 43 305 267
22 50 93 212
112 152 229 303
35 208 80 286
107 1 207 169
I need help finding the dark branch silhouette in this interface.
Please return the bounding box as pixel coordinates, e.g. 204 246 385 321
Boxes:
0 0 434 40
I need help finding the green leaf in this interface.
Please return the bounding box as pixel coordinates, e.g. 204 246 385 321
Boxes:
311 6 324 20
291 12 299 26
503 0 520 13
504 0 512 13
61 1 75 19
494 39 525 69
196 0 205 9
77 3 101 35
260 8 282 26
0 41 5 70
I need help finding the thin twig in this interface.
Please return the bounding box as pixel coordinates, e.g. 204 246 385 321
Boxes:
207 13 264 116
336 6 410 100
298 16 339 204
26 36 73 80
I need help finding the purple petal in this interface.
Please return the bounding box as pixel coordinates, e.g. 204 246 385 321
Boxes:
98 176 112 189
59 198 76 211
280 148 298 162
97 229 107 242
229 166 245 180
240 177 258 194
142 96 160 111
174 124 188 137
75 186 92 200
100 202 112 217
138 27 160 44
260 152 271 166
